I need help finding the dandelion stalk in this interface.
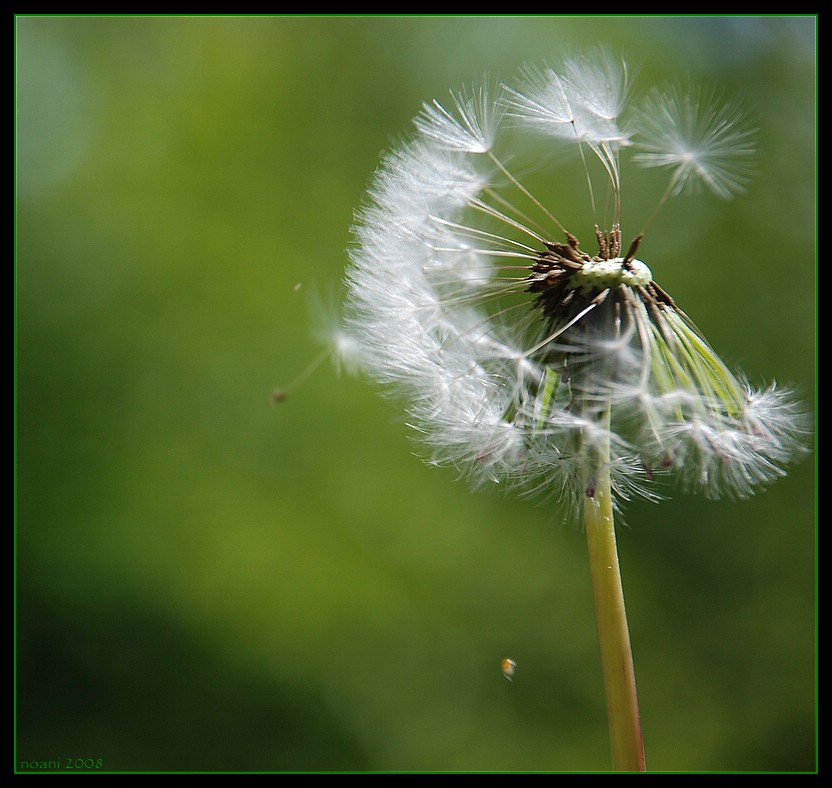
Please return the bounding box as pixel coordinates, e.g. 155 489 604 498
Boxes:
583 408 645 771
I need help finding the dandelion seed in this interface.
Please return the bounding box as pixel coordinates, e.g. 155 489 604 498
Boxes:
274 286 365 402
632 81 757 199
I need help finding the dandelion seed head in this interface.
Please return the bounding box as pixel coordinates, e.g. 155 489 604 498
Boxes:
342 53 806 517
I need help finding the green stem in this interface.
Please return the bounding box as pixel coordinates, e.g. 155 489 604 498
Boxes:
584 439 646 772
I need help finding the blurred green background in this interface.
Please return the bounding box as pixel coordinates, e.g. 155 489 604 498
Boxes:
16 16 815 773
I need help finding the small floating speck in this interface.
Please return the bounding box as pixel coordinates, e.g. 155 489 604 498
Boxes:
501 658 517 681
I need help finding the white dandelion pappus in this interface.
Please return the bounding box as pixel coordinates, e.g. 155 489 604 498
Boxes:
342 53 806 518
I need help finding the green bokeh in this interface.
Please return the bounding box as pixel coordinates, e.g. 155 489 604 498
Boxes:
16 16 815 773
